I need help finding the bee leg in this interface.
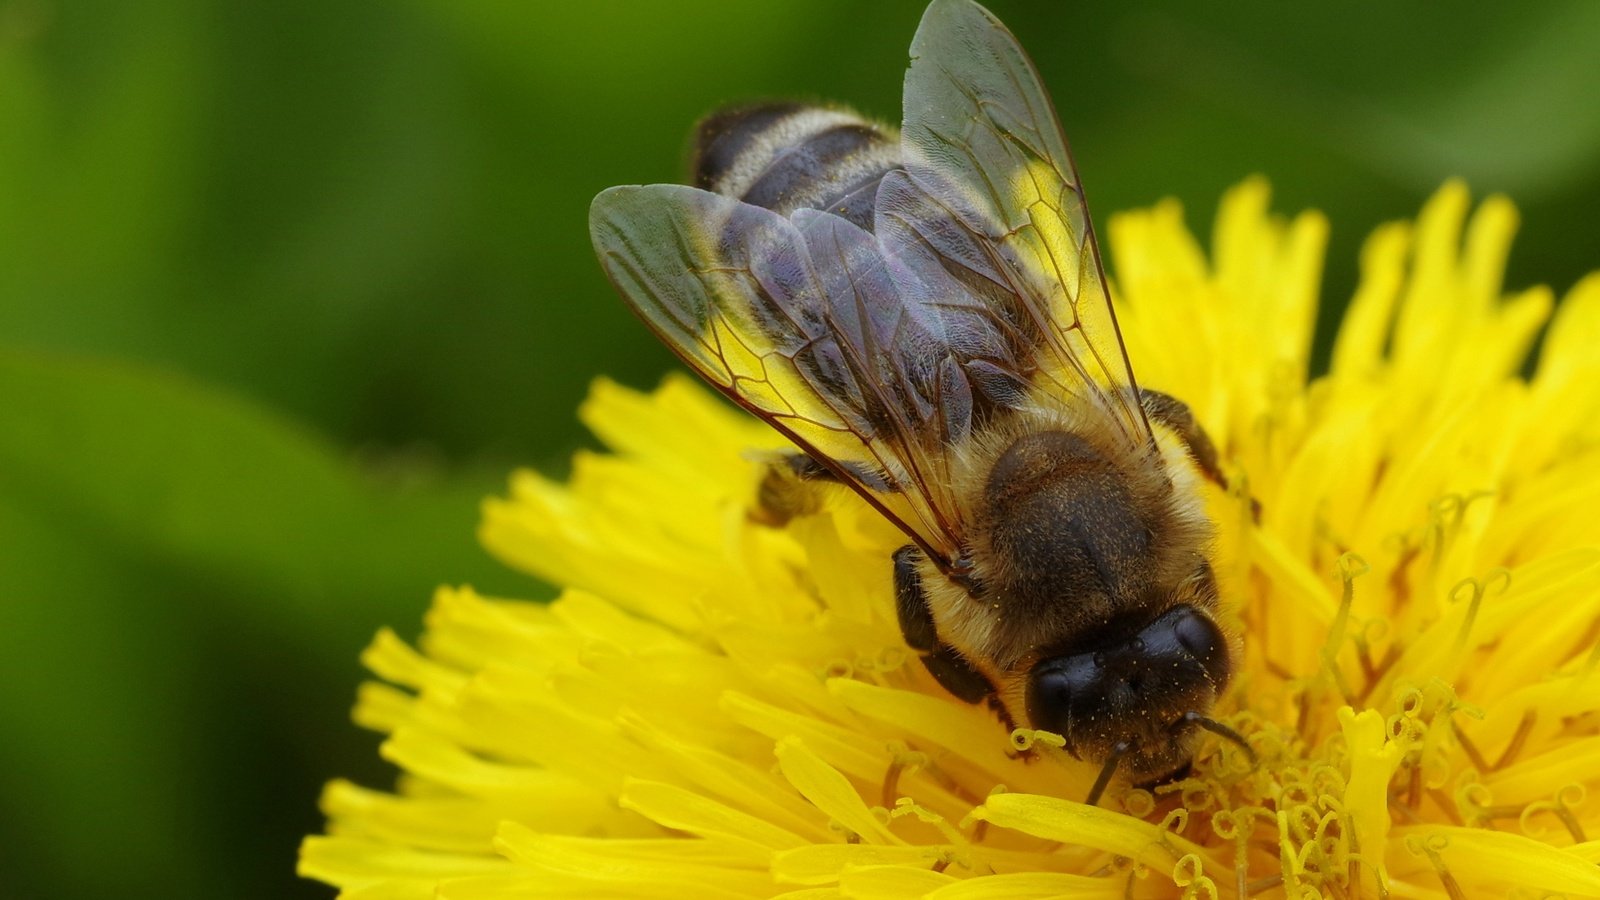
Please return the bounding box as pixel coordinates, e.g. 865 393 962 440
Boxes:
1139 389 1225 485
775 451 897 490
920 644 997 705
752 452 894 526
983 693 1019 733
894 546 995 706
752 454 824 526
1139 389 1261 521
780 451 836 482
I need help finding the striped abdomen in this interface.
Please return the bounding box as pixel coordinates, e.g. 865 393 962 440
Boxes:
692 103 901 230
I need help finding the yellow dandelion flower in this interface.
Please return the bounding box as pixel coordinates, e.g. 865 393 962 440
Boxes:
299 177 1600 898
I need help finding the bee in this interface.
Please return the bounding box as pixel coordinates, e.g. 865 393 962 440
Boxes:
590 0 1249 804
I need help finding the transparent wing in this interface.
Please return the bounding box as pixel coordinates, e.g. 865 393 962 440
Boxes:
886 0 1150 444
590 184 975 562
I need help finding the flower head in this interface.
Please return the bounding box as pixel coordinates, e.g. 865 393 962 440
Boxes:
301 180 1600 898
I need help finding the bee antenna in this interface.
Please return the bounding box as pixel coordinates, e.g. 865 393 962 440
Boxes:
1085 741 1132 808
1178 711 1257 766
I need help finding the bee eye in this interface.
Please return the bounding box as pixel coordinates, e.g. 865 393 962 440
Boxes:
1024 652 1099 752
1025 605 1230 758
1167 606 1227 685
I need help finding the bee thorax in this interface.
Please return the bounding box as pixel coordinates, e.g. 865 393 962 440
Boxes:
979 431 1160 642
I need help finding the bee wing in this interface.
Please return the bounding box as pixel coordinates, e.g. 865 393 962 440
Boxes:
882 0 1151 444
590 184 974 561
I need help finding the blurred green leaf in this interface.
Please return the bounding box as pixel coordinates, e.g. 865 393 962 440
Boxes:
0 348 528 630
1111 2 1600 198
0 495 208 899
0 347 530 897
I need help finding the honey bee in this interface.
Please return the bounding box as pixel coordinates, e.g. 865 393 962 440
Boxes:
590 0 1249 803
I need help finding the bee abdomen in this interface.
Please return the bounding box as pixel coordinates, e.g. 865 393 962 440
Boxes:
692 103 900 230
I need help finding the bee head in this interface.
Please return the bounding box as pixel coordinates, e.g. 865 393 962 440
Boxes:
1023 604 1231 779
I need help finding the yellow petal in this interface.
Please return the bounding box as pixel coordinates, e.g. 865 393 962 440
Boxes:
619 778 808 852
1399 827 1600 896
775 844 945 886
968 792 1213 871
925 871 1123 899
775 737 899 845
839 864 958 899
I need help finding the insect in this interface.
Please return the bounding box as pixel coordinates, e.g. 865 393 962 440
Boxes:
589 0 1250 804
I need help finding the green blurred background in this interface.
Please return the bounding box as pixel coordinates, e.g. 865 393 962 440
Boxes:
2 1 1597 896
